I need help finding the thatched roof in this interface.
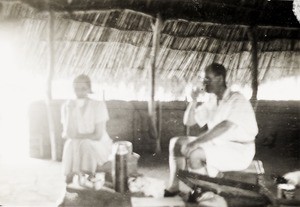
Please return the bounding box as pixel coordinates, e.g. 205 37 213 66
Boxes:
0 0 299 98
14 0 300 27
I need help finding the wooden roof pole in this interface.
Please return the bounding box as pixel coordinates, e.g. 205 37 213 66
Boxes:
248 26 259 103
45 7 57 161
149 14 163 154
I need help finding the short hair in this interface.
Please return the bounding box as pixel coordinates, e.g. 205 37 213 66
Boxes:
205 63 227 81
73 74 92 93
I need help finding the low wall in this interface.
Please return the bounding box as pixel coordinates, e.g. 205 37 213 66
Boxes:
255 101 299 158
28 100 299 160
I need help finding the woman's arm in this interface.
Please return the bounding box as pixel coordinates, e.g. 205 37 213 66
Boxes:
61 102 75 139
75 121 106 140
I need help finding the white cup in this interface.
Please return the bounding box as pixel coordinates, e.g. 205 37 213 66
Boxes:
94 172 105 190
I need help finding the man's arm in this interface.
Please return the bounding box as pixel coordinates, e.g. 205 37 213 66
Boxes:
198 124 208 136
184 87 205 126
181 120 236 156
183 100 198 126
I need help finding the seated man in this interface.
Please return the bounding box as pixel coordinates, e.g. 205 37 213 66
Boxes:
165 63 258 196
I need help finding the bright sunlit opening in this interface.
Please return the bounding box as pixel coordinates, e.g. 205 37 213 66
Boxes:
0 74 45 163
231 84 253 99
231 76 300 101
258 76 300 100
0 30 45 163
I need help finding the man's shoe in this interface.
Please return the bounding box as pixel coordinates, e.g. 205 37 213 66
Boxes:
164 189 180 197
187 187 203 202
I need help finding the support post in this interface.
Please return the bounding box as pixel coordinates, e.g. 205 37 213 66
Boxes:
248 26 259 102
149 14 163 154
46 8 57 161
185 97 190 136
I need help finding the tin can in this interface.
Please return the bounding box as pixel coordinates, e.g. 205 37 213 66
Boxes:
277 183 296 199
93 172 105 190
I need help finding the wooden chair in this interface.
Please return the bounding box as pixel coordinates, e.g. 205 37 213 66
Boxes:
178 160 271 207
222 160 265 186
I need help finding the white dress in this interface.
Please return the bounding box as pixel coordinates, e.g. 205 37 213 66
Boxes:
61 99 112 175
193 89 258 176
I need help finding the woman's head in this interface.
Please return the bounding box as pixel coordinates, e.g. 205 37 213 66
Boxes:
73 74 92 99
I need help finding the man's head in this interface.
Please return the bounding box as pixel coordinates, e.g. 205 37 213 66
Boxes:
204 63 227 94
73 74 92 99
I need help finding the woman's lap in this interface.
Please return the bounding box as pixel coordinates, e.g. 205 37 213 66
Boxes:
62 139 111 174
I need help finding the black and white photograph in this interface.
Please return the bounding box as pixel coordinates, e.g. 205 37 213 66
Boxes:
0 0 299 206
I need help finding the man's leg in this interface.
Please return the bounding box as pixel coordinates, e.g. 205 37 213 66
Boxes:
187 147 207 175
167 136 190 192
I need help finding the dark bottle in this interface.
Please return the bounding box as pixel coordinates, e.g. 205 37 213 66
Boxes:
113 143 129 194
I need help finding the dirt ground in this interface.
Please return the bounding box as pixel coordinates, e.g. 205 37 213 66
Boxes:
0 149 298 207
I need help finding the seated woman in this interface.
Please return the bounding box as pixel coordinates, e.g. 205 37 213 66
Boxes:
61 74 112 186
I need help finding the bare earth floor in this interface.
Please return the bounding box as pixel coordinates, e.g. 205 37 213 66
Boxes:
0 150 299 207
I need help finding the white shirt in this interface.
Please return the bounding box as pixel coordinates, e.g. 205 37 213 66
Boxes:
61 99 110 142
194 89 258 143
